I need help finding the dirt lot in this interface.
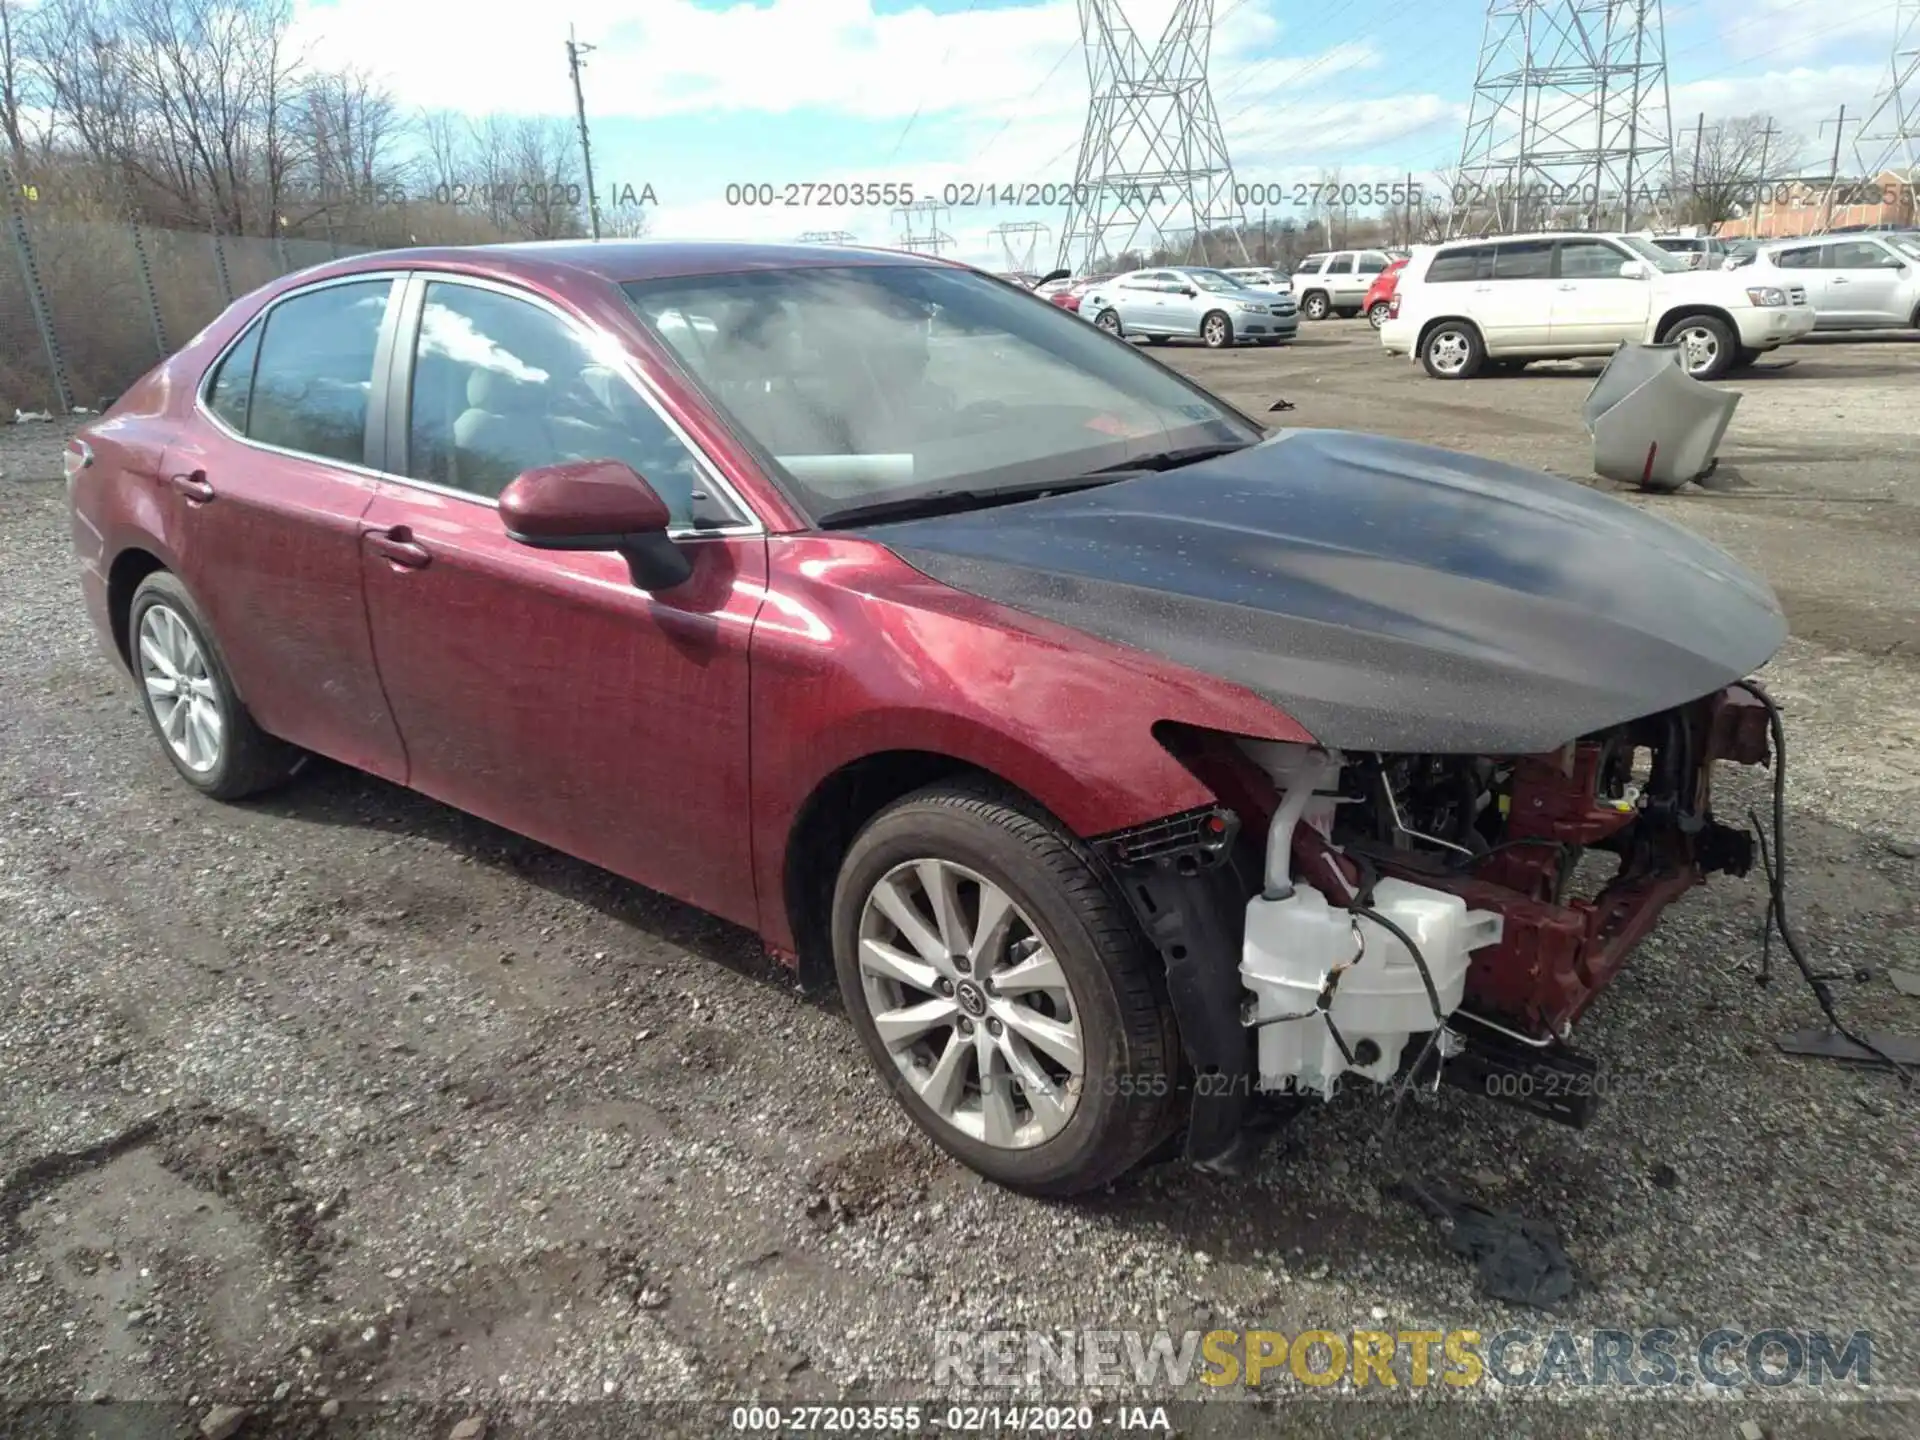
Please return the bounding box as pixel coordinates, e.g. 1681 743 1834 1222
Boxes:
2 322 1917 1439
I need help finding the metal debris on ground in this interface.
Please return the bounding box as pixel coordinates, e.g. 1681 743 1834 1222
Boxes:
1390 1179 1575 1310
1777 1028 1920 1066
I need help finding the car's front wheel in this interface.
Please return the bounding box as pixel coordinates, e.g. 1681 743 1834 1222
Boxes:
128 571 302 800
1661 314 1736 380
1200 311 1234 348
1300 292 1329 321
1421 321 1485 379
1092 308 1123 336
832 782 1181 1196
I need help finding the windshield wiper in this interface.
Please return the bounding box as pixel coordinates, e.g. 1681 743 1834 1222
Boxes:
816 475 1133 529
1083 440 1256 474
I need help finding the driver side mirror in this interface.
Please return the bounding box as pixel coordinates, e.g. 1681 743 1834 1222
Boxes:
1178 285 1197 297
500 459 692 591
1618 260 1648 279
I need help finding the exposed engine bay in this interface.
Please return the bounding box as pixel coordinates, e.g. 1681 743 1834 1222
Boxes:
1100 683 1780 1163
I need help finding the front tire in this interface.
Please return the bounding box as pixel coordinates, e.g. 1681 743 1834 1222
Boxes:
831 782 1181 1196
1661 314 1736 380
1301 291 1329 321
1200 311 1234 348
128 572 302 800
1421 320 1485 379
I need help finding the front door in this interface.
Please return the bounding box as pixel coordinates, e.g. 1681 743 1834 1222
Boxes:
161 273 410 781
1548 237 1651 347
357 273 768 927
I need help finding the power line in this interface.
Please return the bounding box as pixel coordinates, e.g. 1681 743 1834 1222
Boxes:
1853 0 1919 180
565 27 603 240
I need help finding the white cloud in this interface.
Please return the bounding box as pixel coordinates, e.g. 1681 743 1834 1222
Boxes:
1669 62 1892 163
1699 0 1902 66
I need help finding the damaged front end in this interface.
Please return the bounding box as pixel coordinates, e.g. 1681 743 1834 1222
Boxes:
1098 685 1775 1169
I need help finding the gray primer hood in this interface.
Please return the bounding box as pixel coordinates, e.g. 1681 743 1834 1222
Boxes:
862 428 1787 754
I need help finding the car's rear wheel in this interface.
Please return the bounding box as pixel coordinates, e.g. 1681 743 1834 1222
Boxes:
1301 291 1329 320
128 571 302 800
831 782 1180 1196
1661 314 1736 380
1421 321 1484 379
1368 301 1391 328
1200 311 1234 348
1092 308 1123 336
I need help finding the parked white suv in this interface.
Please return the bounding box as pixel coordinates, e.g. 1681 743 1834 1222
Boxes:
1290 249 1394 319
1746 234 1920 331
1379 232 1816 379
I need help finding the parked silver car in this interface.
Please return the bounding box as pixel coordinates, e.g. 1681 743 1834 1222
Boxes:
1748 234 1920 329
1078 266 1298 346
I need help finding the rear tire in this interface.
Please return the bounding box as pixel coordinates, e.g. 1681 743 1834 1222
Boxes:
127 571 303 801
1421 320 1485 379
831 781 1181 1196
1368 301 1391 328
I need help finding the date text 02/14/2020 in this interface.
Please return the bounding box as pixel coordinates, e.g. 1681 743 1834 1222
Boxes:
722 181 1170 208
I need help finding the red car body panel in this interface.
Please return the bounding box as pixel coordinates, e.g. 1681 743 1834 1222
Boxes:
69 242 1315 953
1363 258 1407 314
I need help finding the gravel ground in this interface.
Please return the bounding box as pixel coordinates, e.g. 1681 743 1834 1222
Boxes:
2 324 1917 1440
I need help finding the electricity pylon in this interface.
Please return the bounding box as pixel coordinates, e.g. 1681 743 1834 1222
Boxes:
1453 0 1675 235
1854 0 1920 185
1056 0 1249 274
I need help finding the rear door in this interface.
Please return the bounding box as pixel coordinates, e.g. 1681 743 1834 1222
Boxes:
1320 253 1358 307
1108 272 1166 332
1824 240 1908 325
1351 251 1391 304
1548 236 1650 347
160 273 410 781
1475 238 1558 349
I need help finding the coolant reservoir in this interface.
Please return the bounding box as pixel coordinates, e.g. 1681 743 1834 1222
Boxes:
1241 878 1502 1097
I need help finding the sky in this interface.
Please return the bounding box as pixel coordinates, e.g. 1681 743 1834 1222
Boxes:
294 0 1914 269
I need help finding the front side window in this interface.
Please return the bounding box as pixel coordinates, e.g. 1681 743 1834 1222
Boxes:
246 279 394 464
1830 240 1902 269
405 281 728 526
1616 236 1694 273
1326 254 1356 275
1185 269 1244 293
623 264 1260 525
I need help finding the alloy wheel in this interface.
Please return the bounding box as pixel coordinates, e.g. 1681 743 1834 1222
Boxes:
1369 302 1390 329
856 858 1083 1149
1303 294 1328 320
1675 324 1720 375
1094 309 1121 334
1428 330 1471 375
1203 315 1229 347
137 603 223 774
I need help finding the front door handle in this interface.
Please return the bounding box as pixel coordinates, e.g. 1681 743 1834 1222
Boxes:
366 526 431 569
1557 283 1578 290
170 470 214 503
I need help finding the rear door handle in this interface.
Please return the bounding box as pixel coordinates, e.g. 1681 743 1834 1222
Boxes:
170 470 214 503
365 526 431 569
1557 283 1578 290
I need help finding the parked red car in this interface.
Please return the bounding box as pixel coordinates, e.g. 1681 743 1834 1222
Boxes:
69 240 1786 1196
1048 275 1109 313
1364 257 1407 329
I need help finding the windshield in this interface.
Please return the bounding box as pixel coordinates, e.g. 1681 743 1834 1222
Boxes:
1889 235 1920 261
1618 236 1694 273
1184 269 1247 293
623 265 1260 523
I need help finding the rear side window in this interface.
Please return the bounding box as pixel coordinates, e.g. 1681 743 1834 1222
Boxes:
1426 245 1492 282
204 322 261 432
1771 246 1823 269
1325 254 1356 275
1492 239 1553 280
246 280 395 464
1358 252 1390 274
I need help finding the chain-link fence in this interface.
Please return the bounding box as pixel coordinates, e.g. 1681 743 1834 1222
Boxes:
3 197 368 416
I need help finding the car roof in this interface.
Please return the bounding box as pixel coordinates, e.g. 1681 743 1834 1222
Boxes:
294 239 958 288
1433 230 1629 247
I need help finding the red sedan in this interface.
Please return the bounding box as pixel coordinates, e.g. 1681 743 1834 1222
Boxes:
69 240 1786 1195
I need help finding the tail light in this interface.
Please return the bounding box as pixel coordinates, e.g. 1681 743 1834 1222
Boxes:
1388 295 1402 318
63 439 92 485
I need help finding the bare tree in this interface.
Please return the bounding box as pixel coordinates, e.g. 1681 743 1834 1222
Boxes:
1676 114 1802 227
1 0 38 173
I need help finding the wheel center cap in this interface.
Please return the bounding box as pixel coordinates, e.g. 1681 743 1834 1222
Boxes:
955 981 988 1018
